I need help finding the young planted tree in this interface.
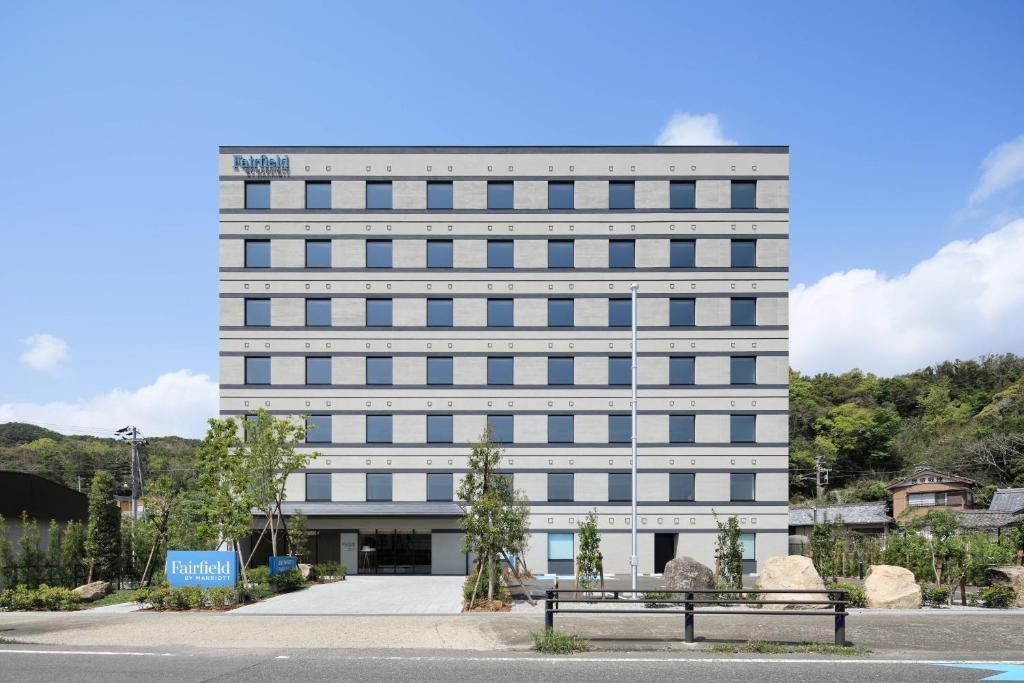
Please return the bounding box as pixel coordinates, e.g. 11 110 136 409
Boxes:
286 511 310 561
84 470 121 583
195 417 253 573
714 514 743 589
46 520 62 586
137 476 184 585
17 512 44 588
576 511 602 590
59 520 85 587
0 515 14 589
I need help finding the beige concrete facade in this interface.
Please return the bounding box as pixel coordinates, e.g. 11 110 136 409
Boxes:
220 146 789 576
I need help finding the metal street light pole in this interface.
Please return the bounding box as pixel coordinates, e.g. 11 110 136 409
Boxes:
630 282 639 597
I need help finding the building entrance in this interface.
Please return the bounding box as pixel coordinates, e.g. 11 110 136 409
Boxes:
654 532 677 574
357 529 432 574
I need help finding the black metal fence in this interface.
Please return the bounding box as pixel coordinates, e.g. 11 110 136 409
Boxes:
544 588 849 646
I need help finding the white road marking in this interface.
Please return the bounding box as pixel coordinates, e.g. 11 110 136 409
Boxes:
327 655 1024 665
275 655 290 659
0 649 175 657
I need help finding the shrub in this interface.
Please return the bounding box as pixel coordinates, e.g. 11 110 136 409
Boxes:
268 568 305 593
0 584 81 611
530 629 589 654
828 582 867 608
979 585 1016 609
246 566 271 585
242 583 273 602
313 562 346 581
641 591 673 608
204 586 238 608
462 572 508 608
922 584 950 607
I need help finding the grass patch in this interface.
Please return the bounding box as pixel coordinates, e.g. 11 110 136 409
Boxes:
708 640 869 656
709 643 739 653
0 637 17 644
530 629 590 654
86 589 139 608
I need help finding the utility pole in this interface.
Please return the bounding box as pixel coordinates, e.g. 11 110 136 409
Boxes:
813 454 830 524
116 426 146 561
629 282 639 597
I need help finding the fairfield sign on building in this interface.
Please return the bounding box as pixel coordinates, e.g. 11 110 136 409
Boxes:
232 154 290 176
165 550 237 588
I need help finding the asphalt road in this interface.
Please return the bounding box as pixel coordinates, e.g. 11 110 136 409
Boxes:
2 646 1023 682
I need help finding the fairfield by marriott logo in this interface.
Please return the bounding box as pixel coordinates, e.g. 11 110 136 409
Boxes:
233 154 290 176
168 559 232 580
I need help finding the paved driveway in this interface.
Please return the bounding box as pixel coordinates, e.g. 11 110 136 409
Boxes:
229 575 464 615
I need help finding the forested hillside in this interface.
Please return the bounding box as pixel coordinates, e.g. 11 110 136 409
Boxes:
791 353 1024 504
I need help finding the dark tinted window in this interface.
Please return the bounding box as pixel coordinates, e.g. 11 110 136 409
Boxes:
670 239 695 268
669 356 695 385
608 414 631 443
548 240 574 268
548 357 574 385
487 181 514 209
487 299 513 327
548 473 574 501
366 415 393 443
670 181 696 209
608 473 631 502
608 181 635 209
245 181 270 209
548 415 574 443
731 298 756 326
366 299 393 326
669 415 696 443
731 414 756 443
670 298 696 327
366 357 393 385
366 239 392 268
426 356 453 385
731 239 756 267
305 356 331 385
608 357 631 385
731 356 756 385
608 299 632 327
731 181 756 209
427 473 454 501
427 414 453 443
487 357 513 385
731 473 756 501
427 181 453 210
366 473 393 501
609 239 635 268
366 182 392 210
488 240 513 268
245 298 270 327
245 239 270 268
305 181 331 209
547 299 574 327
670 473 695 501
548 181 574 209
306 415 332 443
487 414 513 443
306 299 331 327
427 298 453 327
427 239 453 268
306 239 331 268
306 473 331 501
245 356 270 385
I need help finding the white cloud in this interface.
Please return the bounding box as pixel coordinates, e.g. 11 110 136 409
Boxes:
656 113 736 146
791 218 1024 376
0 369 218 438
18 333 70 371
970 133 1024 204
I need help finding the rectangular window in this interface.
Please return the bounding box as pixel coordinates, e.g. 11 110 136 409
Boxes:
548 239 574 268
730 415 756 444
487 299 513 327
245 356 270 385
547 298 574 327
366 181 393 210
365 239 392 268
670 239 696 268
740 532 756 572
365 299 393 327
366 473 393 501
908 492 948 507
608 357 631 385
669 356 695 385
306 473 331 501
547 473 574 502
427 414 454 444
547 357 574 385
608 299 632 327
487 414 513 443
305 298 331 327
427 473 454 501
731 473 756 501
731 298 756 326
548 415 574 443
731 239 756 268
731 356 756 385
305 356 331 385
608 181 635 209
427 181 453 210
305 239 331 268
669 298 696 327
731 181 757 209
547 532 574 575
608 414 631 443
487 181 514 209
608 239 635 268
426 356 453 385
366 415 393 443
427 298 454 327
669 415 696 443
670 181 696 209
306 415 332 443
487 356 514 385
366 357 393 385
245 181 270 209
669 473 695 502
487 240 514 268
548 181 574 209
244 239 271 268
608 473 631 502
245 298 270 327
427 239 454 268
305 181 331 209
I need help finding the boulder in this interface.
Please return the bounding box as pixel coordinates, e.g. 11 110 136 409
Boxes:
663 556 715 591
864 564 921 609
757 555 828 610
72 581 111 602
986 566 1024 608
298 563 312 580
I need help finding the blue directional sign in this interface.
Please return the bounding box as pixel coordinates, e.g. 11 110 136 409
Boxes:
165 550 237 588
269 555 299 575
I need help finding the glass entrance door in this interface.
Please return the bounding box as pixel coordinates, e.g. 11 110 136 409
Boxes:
357 529 432 574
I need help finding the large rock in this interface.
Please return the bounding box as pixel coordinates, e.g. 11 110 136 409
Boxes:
663 556 715 591
986 566 1024 608
72 581 111 602
864 564 921 609
757 555 828 610
298 563 312 580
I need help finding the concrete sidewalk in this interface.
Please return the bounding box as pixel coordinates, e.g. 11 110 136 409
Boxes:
229 576 464 615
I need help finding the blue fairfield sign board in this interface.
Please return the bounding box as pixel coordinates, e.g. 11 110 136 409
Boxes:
165 551 237 588
269 555 298 575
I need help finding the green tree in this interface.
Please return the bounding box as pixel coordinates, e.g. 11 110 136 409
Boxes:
17 512 44 588
84 470 122 582
576 511 602 590
808 519 844 582
286 510 309 561
60 520 86 586
0 515 14 589
714 515 743 589
910 509 966 594
46 519 62 585
195 417 252 565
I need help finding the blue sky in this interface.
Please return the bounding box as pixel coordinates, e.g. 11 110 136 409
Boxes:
1 1 1023 436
